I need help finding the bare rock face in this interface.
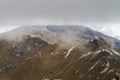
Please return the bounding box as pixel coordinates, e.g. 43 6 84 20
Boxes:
86 36 110 51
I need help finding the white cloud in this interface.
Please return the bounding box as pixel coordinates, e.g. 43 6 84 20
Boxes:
83 23 120 38
0 25 20 34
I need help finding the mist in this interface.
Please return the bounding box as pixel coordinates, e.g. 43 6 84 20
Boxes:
0 0 120 39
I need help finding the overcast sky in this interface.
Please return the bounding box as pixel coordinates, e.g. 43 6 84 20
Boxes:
0 0 120 37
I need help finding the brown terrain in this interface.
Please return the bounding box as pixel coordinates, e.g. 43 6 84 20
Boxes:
0 25 120 80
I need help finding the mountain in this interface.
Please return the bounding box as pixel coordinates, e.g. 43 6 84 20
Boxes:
0 25 120 80
0 25 120 48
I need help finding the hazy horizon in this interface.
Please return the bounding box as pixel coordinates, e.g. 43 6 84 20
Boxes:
0 0 120 38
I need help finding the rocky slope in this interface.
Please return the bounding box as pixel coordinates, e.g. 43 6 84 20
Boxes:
0 25 120 80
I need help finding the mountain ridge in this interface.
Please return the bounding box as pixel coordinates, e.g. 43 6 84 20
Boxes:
0 25 120 48
0 26 120 80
